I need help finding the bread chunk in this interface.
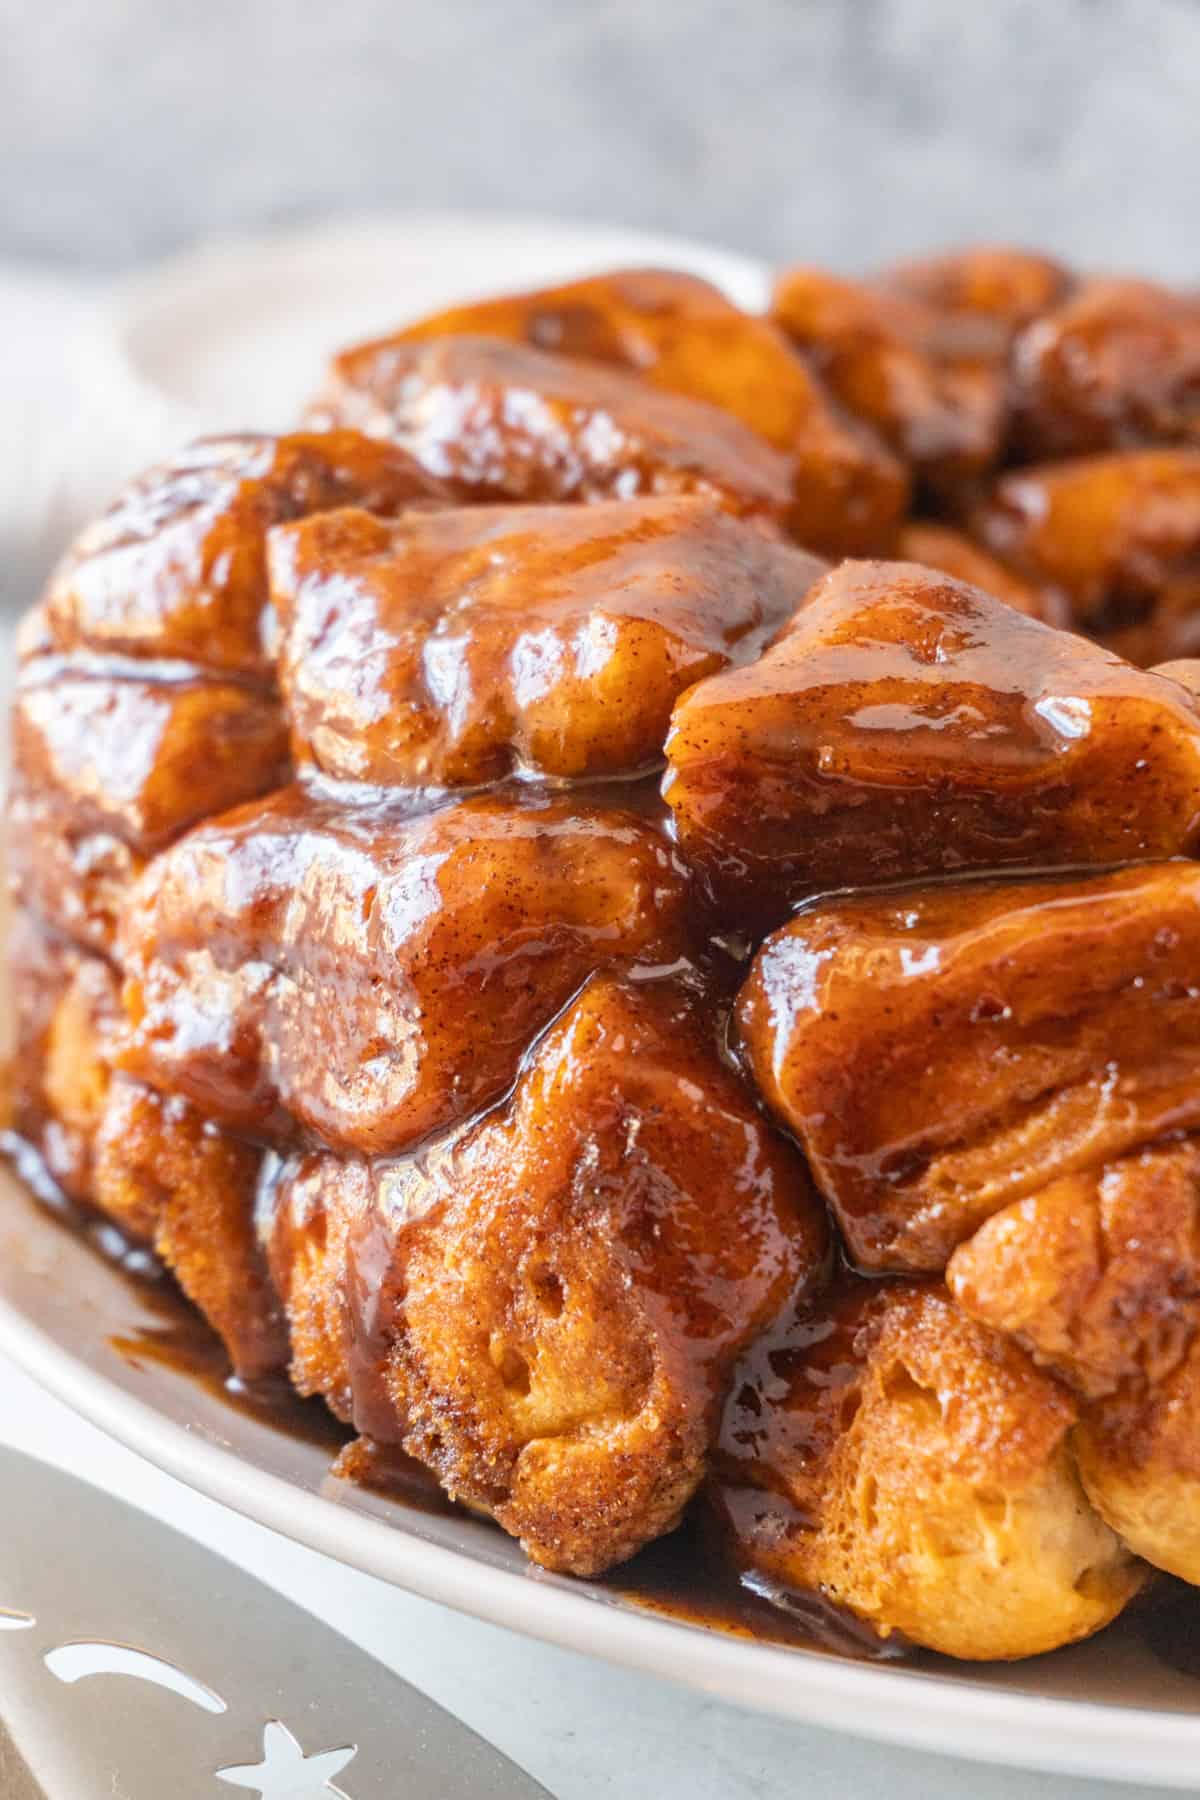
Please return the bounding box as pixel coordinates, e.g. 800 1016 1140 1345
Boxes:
948 1139 1200 1399
1074 1341 1200 1585
308 335 799 531
270 499 825 786
1010 278 1200 459
8 787 144 958
35 431 449 677
14 659 288 855
949 1141 1200 1585
6 921 283 1388
384 267 907 555
664 559 1200 922
738 863 1200 1269
974 450 1200 665
8 913 119 1202
772 268 1009 495
118 786 690 1153
10 658 288 957
711 1277 1141 1659
93 1078 286 1379
879 246 1070 329
265 975 826 1574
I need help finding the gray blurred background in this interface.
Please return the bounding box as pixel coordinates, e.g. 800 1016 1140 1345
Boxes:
2 0 1197 278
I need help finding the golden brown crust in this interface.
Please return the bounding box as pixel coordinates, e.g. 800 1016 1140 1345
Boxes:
92 1078 287 1379
8 913 120 1203
948 1141 1200 1399
269 499 825 786
947 1140 1200 1584
262 1151 367 1424
1075 1342 1200 1583
712 1277 1141 1659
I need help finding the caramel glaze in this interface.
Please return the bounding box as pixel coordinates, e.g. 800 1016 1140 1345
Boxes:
308 335 800 533
259 961 825 1579
112 1313 351 1458
11 258 1200 1663
116 777 693 1156
268 497 826 788
605 1510 910 1662
0 1133 350 1453
737 859 1200 1271
35 430 453 679
258 964 759 1453
664 558 1200 929
365 266 909 557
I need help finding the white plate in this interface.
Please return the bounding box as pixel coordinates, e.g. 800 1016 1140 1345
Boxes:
6 214 1200 1786
1 1169 1199 1789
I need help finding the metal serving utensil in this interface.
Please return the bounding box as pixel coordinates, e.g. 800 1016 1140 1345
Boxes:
0 1447 551 1799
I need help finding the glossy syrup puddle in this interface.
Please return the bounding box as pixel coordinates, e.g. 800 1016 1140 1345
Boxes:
6 1142 1200 1678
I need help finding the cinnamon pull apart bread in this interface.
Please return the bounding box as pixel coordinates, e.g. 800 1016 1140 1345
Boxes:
664 558 1200 922
772 249 1069 502
948 1141 1200 1584
353 266 908 556
117 787 689 1152
10 244 1200 1660
711 1276 1143 1659
264 974 826 1575
972 450 1200 666
738 862 1200 1269
309 334 807 534
269 498 825 785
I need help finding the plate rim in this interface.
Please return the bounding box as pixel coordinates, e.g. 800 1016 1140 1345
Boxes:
2 1271 1199 1788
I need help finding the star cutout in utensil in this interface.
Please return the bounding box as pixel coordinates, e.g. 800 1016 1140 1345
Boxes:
216 1720 357 1797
